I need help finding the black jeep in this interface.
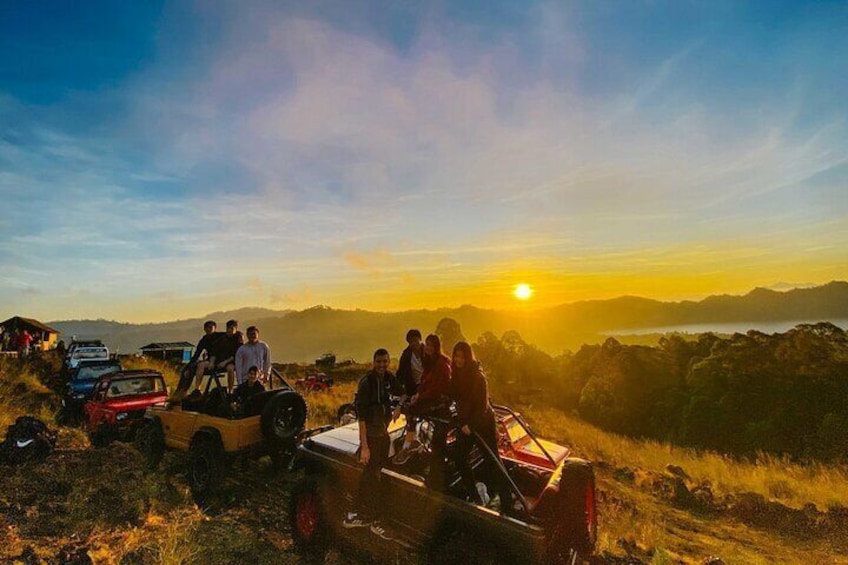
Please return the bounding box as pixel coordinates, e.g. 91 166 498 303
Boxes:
289 407 597 564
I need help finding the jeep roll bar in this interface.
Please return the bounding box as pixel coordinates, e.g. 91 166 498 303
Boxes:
492 404 557 469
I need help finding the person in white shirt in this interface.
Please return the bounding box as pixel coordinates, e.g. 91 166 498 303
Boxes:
235 326 272 385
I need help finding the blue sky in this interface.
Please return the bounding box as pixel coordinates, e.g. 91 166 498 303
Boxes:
1 1 846 322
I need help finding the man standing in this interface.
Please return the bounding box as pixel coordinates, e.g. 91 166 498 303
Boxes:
235 326 272 385
343 348 402 540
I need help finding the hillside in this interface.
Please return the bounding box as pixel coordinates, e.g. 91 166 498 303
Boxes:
1 355 846 564
44 282 848 361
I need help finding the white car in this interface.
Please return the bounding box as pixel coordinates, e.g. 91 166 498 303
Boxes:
67 345 110 369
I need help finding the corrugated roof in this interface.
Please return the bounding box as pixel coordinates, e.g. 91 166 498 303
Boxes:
1 316 60 334
139 342 195 350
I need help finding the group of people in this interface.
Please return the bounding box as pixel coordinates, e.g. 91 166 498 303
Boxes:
0 327 37 356
184 319 272 400
345 329 513 541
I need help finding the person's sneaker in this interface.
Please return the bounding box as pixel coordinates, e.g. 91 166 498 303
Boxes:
392 440 423 465
370 521 394 541
342 512 371 529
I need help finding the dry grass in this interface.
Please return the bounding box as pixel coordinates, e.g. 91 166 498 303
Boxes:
521 406 848 511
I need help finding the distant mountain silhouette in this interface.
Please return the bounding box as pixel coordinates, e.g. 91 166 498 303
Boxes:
47 282 848 362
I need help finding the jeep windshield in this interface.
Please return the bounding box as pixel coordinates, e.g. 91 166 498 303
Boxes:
106 376 166 398
73 362 121 381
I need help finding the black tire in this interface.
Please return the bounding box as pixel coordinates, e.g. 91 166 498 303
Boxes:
89 423 117 448
54 406 71 426
188 433 226 497
269 438 297 472
289 477 329 556
545 460 597 563
134 418 166 470
429 529 506 565
336 403 357 426
261 391 307 442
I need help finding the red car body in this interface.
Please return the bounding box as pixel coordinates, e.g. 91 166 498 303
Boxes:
295 373 333 392
495 408 571 470
83 370 168 442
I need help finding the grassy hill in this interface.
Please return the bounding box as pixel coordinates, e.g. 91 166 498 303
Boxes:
1 354 847 564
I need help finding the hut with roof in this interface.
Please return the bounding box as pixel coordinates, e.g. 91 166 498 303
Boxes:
139 342 195 363
0 316 61 352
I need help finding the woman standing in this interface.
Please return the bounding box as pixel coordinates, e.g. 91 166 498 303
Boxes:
449 341 513 511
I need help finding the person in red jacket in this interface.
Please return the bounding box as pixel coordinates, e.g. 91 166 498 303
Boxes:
393 334 452 465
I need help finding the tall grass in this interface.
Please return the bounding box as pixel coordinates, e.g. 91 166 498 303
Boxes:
521 406 848 511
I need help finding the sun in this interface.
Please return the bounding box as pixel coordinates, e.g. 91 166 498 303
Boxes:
514 283 533 301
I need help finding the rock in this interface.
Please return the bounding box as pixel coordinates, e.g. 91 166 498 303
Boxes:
665 464 690 480
613 466 636 483
702 557 725 565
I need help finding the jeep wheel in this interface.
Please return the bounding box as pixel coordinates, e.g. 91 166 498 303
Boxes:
290 477 328 555
89 423 117 448
134 418 166 469
430 530 506 565
269 438 297 472
189 434 226 497
261 391 307 442
546 460 597 563
336 403 357 426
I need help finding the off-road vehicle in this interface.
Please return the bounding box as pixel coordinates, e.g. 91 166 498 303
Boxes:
83 369 169 447
134 366 307 497
290 404 597 564
56 359 123 424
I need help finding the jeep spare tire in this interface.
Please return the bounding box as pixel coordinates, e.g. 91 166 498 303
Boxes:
261 391 307 442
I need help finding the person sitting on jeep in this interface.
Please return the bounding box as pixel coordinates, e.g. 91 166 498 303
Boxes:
234 365 265 404
343 348 403 540
393 333 450 466
216 319 244 392
189 320 225 392
449 341 513 512
395 329 424 456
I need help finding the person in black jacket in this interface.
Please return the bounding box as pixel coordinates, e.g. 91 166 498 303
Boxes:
449 341 513 511
395 329 424 460
343 348 403 540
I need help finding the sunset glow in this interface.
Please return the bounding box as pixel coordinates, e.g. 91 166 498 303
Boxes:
1 2 846 323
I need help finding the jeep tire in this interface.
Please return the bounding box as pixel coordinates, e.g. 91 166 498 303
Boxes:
89 423 117 448
188 433 226 497
289 477 329 556
261 391 307 442
134 418 166 469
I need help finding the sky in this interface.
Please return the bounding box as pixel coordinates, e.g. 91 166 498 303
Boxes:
1 0 847 322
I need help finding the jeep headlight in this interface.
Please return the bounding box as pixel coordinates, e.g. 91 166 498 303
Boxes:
116 412 128 421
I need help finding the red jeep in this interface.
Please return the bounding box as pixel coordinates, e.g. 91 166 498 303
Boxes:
295 373 334 392
83 370 169 447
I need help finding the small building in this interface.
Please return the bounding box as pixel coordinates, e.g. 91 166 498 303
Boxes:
0 316 60 352
139 342 195 363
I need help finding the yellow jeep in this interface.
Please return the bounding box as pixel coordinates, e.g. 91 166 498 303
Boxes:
134 367 307 497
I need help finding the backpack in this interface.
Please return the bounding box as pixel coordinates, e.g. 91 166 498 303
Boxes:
0 416 58 465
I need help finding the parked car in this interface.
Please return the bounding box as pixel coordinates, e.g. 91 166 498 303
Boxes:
134 367 308 497
56 359 123 424
295 373 334 392
66 343 110 370
83 369 169 447
289 405 597 564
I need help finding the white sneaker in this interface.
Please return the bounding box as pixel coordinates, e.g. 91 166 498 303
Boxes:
370 521 394 541
342 512 371 528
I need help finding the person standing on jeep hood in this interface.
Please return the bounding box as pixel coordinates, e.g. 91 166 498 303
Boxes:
449 341 513 512
235 326 272 385
343 348 402 540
